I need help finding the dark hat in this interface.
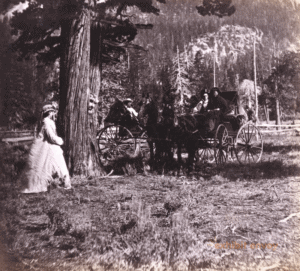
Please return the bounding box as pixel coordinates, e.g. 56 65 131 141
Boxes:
211 87 221 95
123 98 133 103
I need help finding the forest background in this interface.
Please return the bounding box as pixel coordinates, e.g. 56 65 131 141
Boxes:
0 0 300 177
1 0 300 130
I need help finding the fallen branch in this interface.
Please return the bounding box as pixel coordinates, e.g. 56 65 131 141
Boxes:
259 263 280 271
279 212 300 223
97 169 119 179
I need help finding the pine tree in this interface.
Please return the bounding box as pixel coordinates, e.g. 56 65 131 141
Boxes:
4 0 238 176
171 46 191 108
264 51 300 125
8 0 165 176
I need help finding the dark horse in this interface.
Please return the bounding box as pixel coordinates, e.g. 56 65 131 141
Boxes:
139 99 174 172
139 97 221 173
167 109 224 173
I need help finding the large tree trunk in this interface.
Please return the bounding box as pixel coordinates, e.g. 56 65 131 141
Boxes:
58 6 103 176
90 21 102 128
89 21 106 175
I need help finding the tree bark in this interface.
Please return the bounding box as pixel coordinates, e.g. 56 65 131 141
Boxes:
275 97 281 129
263 104 269 123
58 6 103 176
89 21 106 175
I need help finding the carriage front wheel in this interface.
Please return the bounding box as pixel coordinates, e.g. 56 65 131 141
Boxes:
196 138 215 163
214 124 229 165
234 122 263 164
97 125 135 165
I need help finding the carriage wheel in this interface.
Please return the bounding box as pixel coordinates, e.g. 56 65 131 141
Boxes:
234 122 263 164
97 125 135 165
214 124 229 165
195 138 215 163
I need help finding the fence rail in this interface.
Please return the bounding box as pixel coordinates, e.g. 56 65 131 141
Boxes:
256 123 300 135
1 121 300 144
0 130 35 144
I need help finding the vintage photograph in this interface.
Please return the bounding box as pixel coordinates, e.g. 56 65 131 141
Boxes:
0 0 300 270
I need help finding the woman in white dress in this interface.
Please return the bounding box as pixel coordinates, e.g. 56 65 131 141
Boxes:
20 104 71 193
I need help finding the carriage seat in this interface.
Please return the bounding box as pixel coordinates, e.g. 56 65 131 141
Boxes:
222 114 247 131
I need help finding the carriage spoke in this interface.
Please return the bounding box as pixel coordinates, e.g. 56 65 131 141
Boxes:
98 125 135 165
248 124 255 143
214 124 229 165
197 145 215 163
235 123 263 164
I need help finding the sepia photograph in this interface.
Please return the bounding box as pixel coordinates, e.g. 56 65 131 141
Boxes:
0 0 300 270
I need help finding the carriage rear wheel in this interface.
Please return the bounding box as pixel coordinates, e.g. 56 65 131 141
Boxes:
234 122 263 164
214 124 229 165
97 125 135 165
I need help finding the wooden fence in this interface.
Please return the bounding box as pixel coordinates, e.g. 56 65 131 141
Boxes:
0 130 35 145
1 121 300 145
256 123 300 135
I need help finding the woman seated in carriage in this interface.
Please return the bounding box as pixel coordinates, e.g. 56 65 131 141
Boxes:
184 89 210 114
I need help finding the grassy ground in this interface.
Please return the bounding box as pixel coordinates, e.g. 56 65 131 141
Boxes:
0 132 300 270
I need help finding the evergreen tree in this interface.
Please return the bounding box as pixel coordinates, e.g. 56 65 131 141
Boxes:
7 0 166 176
171 46 191 107
264 51 300 124
4 0 237 176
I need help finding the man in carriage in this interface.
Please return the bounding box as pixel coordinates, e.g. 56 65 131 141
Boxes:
208 87 230 114
123 98 138 119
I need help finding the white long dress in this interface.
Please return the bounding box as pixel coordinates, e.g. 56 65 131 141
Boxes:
20 117 71 193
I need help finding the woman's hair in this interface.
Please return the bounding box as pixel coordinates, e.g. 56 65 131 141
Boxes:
42 111 51 119
36 111 54 134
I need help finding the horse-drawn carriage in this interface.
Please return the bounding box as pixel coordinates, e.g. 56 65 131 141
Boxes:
96 92 263 170
193 91 263 165
96 98 148 166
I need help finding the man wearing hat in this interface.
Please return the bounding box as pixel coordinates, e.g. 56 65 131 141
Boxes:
19 103 71 193
123 98 138 119
208 87 229 114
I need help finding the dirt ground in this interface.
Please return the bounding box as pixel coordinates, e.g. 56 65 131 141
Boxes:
1 132 300 270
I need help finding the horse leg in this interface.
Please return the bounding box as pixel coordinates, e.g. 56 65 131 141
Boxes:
177 142 182 175
187 148 196 174
154 141 161 173
148 140 154 172
163 141 173 173
186 135 198 174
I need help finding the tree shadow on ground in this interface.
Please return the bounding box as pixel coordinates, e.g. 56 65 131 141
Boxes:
263 143 300 154
217 160 300 181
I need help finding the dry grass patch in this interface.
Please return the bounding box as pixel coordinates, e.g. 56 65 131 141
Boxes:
0 135 300 270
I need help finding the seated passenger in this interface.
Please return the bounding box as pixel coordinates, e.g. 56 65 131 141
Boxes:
184 94 199 113
123 98 138 119
208 87 229 114
196 89 210 114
